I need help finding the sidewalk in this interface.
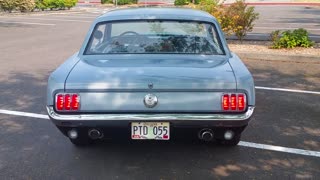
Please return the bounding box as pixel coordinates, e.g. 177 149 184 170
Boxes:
229 40 320 63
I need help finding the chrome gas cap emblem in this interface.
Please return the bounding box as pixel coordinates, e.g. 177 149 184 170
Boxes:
144 94 158 108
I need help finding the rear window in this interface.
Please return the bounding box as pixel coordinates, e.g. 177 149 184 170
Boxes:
85 20 225 55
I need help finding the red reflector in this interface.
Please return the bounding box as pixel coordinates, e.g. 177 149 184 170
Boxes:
64 94 71 110
238 94 246 111
56 94 64 111
230 94 237 110
71 94 80 110
222 94 230 110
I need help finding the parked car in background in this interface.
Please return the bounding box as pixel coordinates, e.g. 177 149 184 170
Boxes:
46 8 255 146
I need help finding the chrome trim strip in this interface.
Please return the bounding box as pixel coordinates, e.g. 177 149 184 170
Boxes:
64 89 242 93
47 106 254 121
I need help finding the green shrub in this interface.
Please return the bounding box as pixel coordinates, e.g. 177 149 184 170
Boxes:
195 0 259 41
225 0 259 41
19 0 35 12
101 0 113 4
104 0 136 5
189 0 200 4
0 0 20 12
35 0 46 10
270 30 280 43
0 0 77 12
197 0 233 35
174 0 188 6
271 28 314 49
197 0 220 12
52 0 65 9
116 0 137 5
65 0 77 9
40 0 77 10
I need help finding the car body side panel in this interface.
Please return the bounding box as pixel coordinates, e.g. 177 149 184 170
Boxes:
228 53 255 106
47 53 80 105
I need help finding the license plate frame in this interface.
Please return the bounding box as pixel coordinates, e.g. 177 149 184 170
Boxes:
131 122 170 140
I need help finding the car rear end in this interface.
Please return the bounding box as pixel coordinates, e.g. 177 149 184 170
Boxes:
46 8 255 146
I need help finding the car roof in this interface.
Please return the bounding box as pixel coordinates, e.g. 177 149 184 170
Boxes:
96 7 216 22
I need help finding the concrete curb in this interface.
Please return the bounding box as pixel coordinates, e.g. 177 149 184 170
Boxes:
227 35 320 43
236 52 320 63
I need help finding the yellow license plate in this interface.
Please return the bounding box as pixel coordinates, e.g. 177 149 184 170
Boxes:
131 122 170 140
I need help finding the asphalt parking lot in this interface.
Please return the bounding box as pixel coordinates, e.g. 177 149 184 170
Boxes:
229 5 320 42
0 10 319 179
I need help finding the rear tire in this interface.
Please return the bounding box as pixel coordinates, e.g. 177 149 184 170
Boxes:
217 134 241 146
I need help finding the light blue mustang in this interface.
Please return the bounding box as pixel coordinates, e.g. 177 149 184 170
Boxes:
46 8 255 146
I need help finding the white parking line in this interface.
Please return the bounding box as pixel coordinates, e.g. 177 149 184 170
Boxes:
0 21 56 26
239 141 320 157
0 109 49 119
0 109 319 158
255 86 320 95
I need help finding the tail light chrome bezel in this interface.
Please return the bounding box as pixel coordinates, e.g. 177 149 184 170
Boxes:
55 93 81 112
221 93 247 112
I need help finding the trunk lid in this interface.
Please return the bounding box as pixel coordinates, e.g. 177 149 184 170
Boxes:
65 54 236 112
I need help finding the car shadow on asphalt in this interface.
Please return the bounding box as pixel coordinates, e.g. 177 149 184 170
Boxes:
0 72 48 114
241 59 320 152
244 59 320 91
64 136 320 179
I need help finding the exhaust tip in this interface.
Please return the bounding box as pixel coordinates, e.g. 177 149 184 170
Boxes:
199 129 214 141
68 129 78 139
88 129 103 140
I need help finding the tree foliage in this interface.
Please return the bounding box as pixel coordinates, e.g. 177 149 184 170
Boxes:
0 0 20 12
196 0 259 41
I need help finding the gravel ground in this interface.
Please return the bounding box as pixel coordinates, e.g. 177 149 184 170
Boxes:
228 40 320 57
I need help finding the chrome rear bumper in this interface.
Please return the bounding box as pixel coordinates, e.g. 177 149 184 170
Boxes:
46 106 254 121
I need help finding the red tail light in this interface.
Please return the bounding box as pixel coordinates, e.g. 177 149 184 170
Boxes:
230 94 237 110
56 94 64 111
71 94 80 110
55 93 80 111
64 94 71 110
238 94 246 111
222 94 230 110
222 93 246 112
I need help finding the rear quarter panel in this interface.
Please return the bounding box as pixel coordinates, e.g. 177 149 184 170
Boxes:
228 53 255 106
47 53 80 106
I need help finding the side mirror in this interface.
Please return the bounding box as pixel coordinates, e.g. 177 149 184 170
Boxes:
93 30 103 39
